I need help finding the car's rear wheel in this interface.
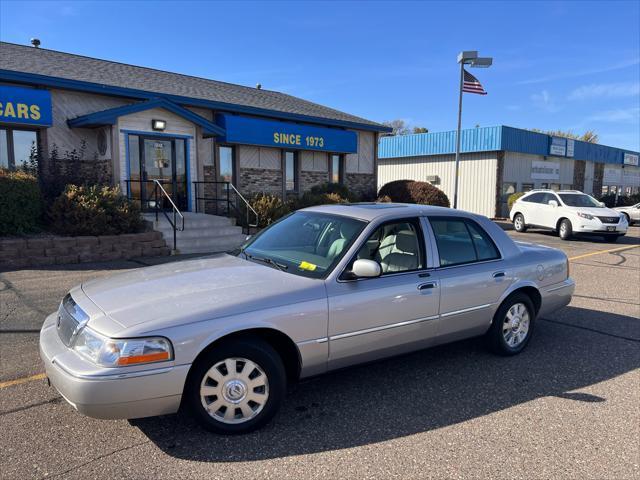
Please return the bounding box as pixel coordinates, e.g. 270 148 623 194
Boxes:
559 219 573 240
486 293 536 356
513 213 527 232
185 339 286 434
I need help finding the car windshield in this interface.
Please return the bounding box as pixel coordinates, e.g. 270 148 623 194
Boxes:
559 194 602 208
240 211 367 279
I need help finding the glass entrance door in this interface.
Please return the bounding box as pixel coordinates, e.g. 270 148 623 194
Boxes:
128 135 188 211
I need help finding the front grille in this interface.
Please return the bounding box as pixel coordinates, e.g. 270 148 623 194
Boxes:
56 303 79 346
597 216 620 224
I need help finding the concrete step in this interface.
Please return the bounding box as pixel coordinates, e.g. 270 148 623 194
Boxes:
155 225 244 239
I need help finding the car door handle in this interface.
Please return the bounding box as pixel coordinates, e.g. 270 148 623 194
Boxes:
417 282 437 290
493 271 505 278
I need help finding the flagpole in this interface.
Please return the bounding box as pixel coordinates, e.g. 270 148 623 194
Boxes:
453 61 464 210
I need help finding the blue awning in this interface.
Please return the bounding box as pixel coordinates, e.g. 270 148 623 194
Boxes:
216 114 358 153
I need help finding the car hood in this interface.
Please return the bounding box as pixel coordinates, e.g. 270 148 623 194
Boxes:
562 206 620 217
81 254 325 331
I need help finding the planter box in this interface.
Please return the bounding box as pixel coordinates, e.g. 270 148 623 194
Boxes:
0 232 169 271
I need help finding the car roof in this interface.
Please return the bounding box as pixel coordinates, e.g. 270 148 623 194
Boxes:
524 189 584 194
301 203 474 222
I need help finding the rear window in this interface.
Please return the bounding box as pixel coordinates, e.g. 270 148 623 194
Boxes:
430 217 500 267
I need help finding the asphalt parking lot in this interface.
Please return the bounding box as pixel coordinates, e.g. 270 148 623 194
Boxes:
1 226 639 479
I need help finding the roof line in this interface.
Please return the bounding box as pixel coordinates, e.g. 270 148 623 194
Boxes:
0 68 390 133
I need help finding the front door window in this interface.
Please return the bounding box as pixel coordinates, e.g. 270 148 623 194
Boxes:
127 134 188 211
218 146 234 185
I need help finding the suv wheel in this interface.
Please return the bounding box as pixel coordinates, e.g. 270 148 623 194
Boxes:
513 213 527 232
559 219 573 240
185 339 286 434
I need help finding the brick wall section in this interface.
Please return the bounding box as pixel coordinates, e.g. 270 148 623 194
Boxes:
0 231 169 271
240 167 283 197
300 170 329 192
345 173 376 199
573 160 586 191
593 163 604 196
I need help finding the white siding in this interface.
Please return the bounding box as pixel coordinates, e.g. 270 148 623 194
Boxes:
239 146 281 170
117 107 197 209
377 152 498 218
346 130 375 174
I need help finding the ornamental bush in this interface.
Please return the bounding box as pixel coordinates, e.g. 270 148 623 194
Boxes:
377 180 450 207
48 184 145 236
290 191 349 210
310 182 352 200
0 169 43 235
249 193 291 228
599 192 640 208
508 192 526 211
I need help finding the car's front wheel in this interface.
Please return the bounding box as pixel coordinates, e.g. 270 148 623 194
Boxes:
185 338 286 434
559 219 573 240
486 293 536 356
513 213 527 232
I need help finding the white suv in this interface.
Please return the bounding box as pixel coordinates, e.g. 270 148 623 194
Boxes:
510 190 628 241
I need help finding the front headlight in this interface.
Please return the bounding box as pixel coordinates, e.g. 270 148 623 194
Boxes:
73 327 173 367
577 212 594 220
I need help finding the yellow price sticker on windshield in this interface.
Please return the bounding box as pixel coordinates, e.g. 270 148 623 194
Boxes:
299 261 317 271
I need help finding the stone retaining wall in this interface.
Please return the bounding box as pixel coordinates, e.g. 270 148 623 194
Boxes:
0 231 169 270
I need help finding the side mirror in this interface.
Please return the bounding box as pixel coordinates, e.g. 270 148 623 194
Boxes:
548 200 558 207
599 202 606 207
351 259 382 278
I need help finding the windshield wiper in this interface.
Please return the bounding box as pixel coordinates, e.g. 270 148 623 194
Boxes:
245 253 288 272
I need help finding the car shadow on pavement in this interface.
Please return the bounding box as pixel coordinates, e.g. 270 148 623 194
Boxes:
131 306 640 462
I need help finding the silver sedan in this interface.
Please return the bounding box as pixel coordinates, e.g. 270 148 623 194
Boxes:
40 203 575 434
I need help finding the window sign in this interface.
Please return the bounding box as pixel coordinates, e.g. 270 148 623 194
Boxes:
0 85 52 127
623 153 639 166
603 167 622 184
531 160 560 180
549 137 566 157
566 139 575 157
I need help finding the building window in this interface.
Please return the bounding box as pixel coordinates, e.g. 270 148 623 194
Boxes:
218 145 235 185
501 182 516 200
550 183 561 191
284 150 298 192
0 127 38 171
521 183 534 192
540 183 549 189
330 154 343 184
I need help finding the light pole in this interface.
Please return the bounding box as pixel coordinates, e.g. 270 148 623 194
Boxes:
453 50 492 209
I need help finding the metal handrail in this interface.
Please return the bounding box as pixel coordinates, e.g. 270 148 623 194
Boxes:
228 183 259 228
153 180 185 252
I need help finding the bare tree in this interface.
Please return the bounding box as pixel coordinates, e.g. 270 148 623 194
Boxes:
530 128 599 144
382 120 429 136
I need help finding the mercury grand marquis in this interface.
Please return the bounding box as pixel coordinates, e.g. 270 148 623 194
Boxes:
40 203 575 434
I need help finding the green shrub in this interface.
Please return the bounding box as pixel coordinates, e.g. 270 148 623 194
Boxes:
0 169 43 235
377 180 450 207
290 191 349 210
508 192 526 211
250 193 291 228
599 192 640 208
310 182 352 200
49 185 145 236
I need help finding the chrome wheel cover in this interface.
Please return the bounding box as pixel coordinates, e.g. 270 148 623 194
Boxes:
200 357 269 424
502 302 530 348
560 222 568 235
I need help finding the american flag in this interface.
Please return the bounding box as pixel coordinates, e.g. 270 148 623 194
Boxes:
463 69 487 95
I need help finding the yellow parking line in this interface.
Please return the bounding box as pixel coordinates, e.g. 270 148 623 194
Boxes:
569 244 639 261
0 373 46 389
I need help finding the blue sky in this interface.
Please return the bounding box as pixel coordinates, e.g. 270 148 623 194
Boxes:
1 0 639 150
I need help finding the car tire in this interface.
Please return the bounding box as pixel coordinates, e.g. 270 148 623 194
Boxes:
485 292 536 356
622 213 631 225
558 219 573 240
513 213 527 232
185 338 286 434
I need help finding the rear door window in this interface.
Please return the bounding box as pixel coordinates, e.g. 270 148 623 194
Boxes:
429 217 501 267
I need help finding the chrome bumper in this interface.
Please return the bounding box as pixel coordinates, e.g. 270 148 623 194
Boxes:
39 313 189 420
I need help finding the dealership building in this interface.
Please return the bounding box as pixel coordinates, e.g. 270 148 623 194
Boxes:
0 42 389 221
378 125 640 218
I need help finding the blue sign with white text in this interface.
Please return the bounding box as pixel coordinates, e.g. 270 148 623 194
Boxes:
216 114 358 153
0 85 53 127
